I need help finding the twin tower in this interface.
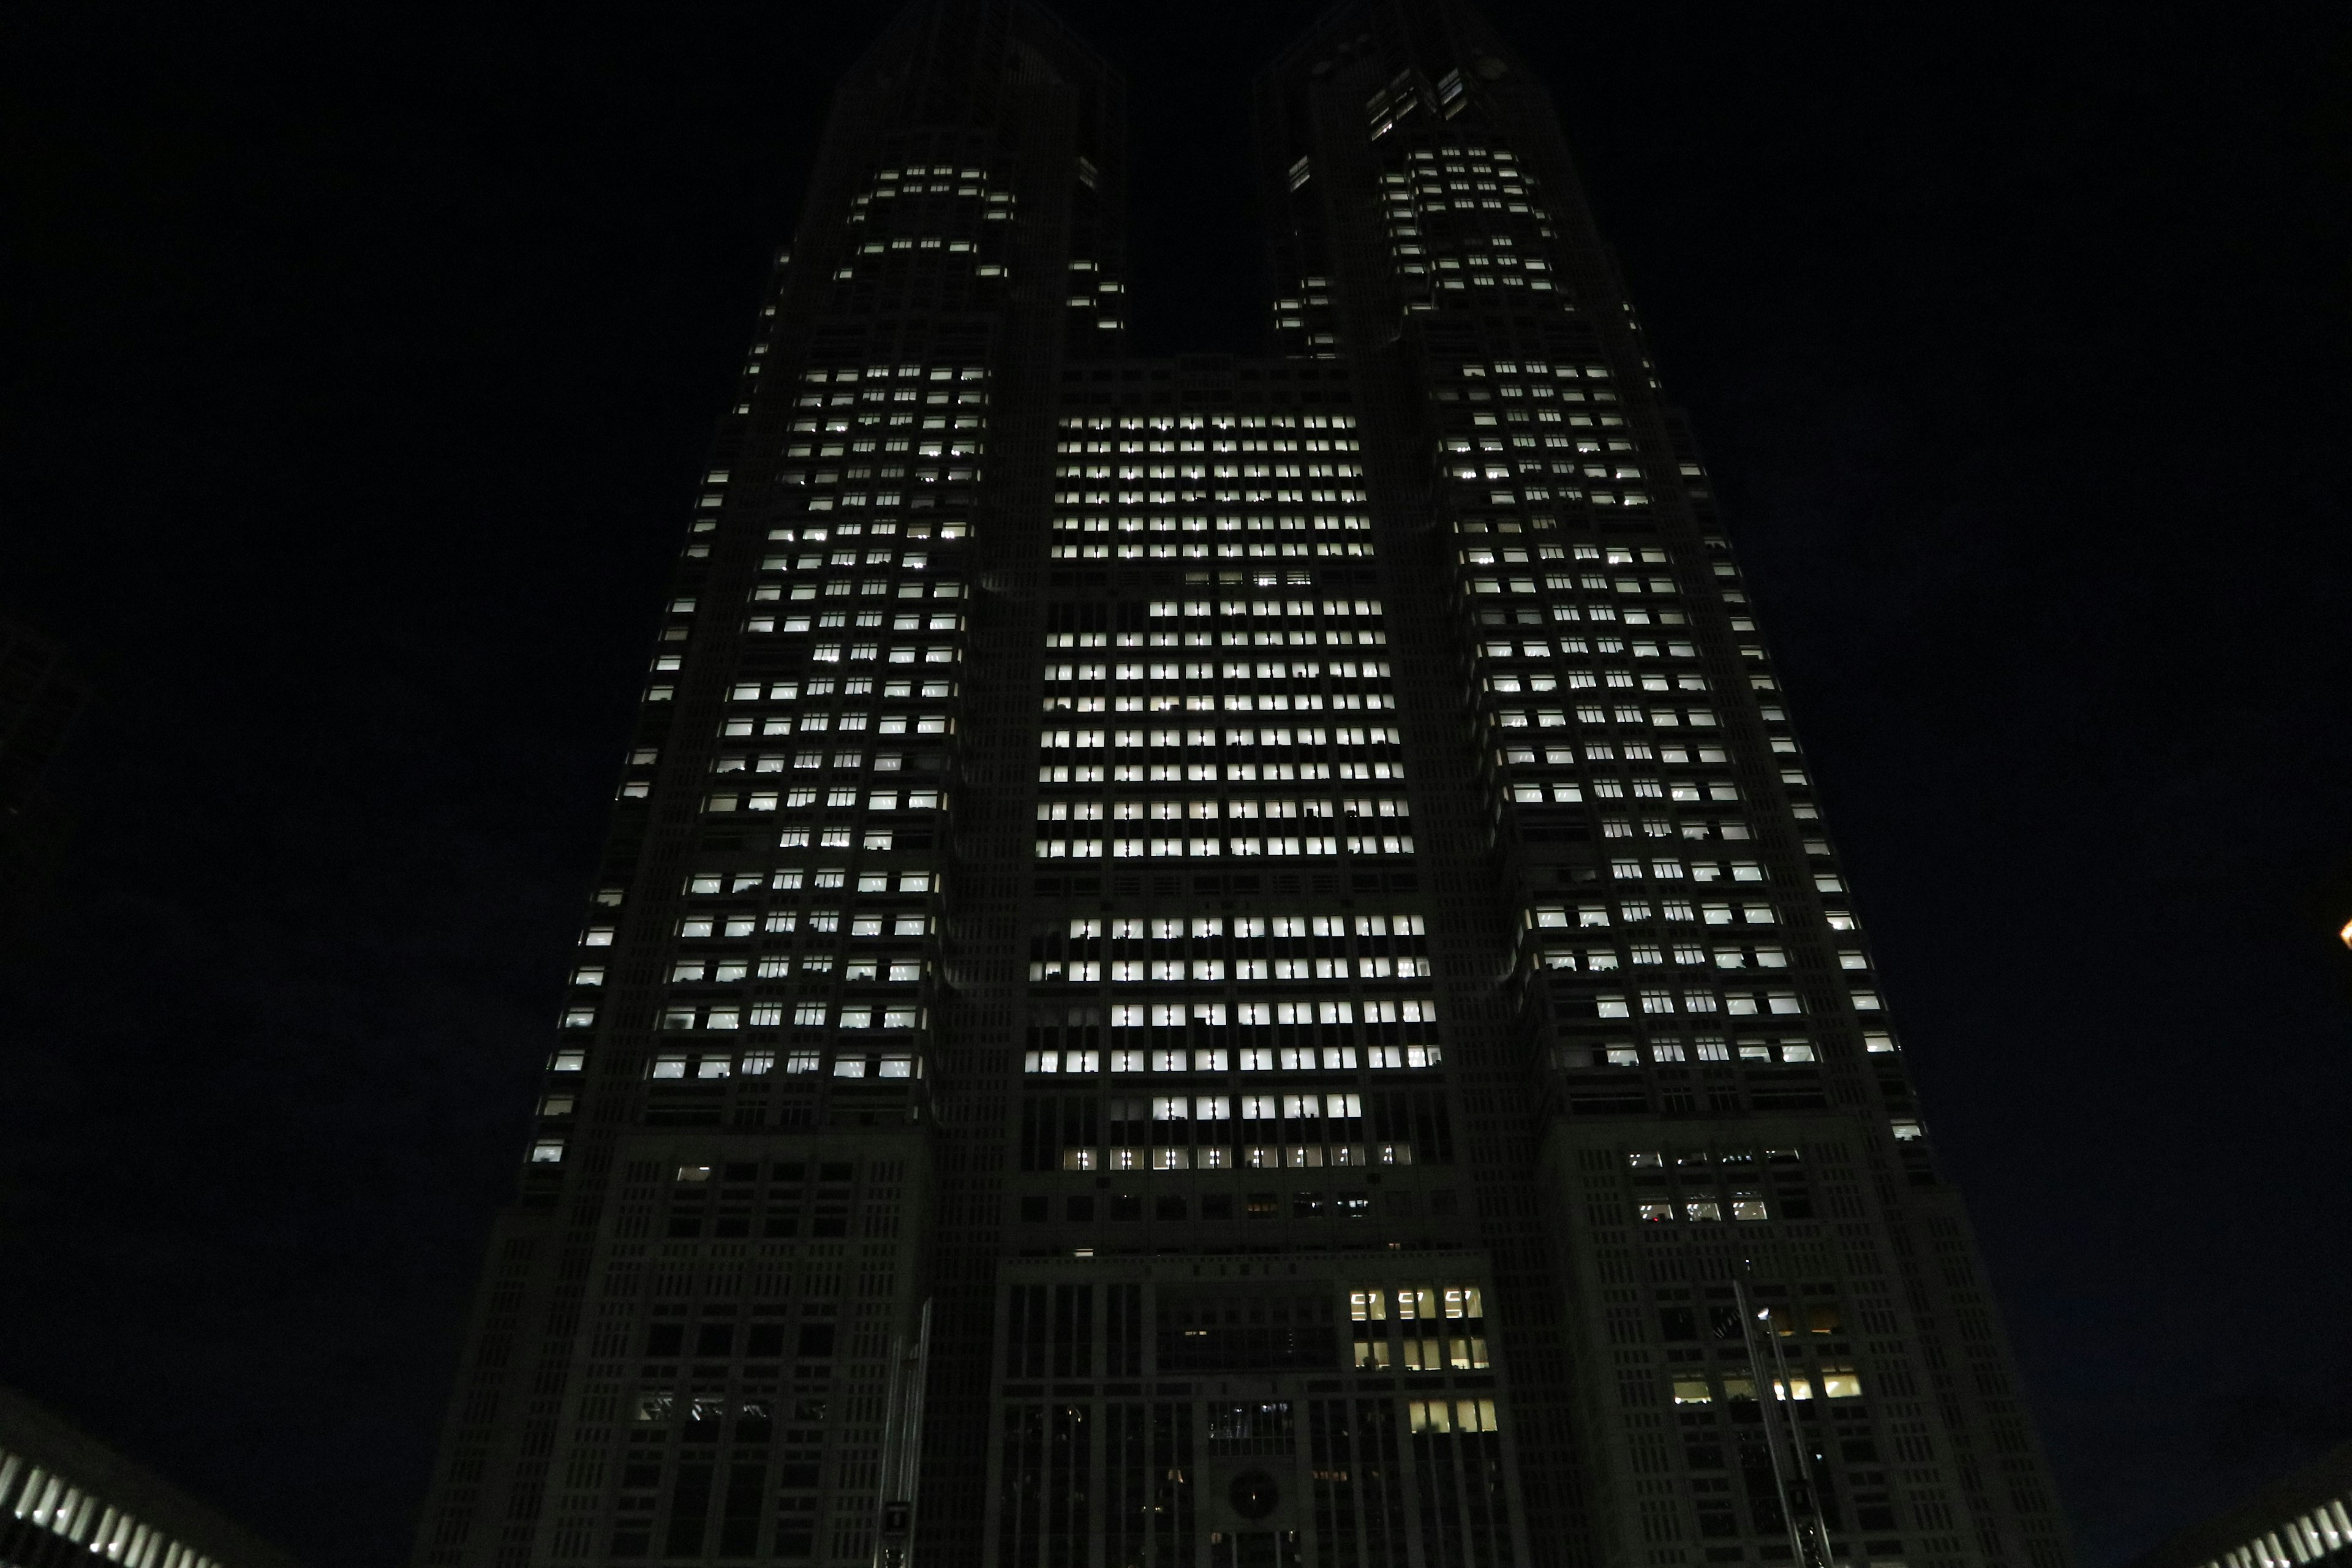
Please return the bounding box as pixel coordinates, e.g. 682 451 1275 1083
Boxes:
409 6 2073 1568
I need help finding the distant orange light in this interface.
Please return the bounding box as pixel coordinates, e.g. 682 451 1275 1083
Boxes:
2342 918 2352 951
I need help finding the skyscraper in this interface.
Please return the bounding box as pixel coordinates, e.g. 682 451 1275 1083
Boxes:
409 6 2073 1568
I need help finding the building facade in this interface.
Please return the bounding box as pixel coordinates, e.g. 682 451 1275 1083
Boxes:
0 1384 299 1568
2125 1446 2352 1568
408 7 2073 1568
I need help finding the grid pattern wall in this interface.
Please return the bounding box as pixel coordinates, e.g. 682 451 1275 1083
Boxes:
407 7 2078 1568
1250 10 2077 1568
0 1450 227 1568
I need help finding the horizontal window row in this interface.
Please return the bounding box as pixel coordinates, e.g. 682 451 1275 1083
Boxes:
710 718 953 750
745 815 925 845
801 485 977 513
1041 692 1396 714
1057 464 1362 483
715 719 945 752
1034 835 1414 861
1037 796 1406 820
638 1322 838 1361
1498 742 1727 766
1459 481 1644 506
1063 914 1424 939
796 364 990 386
1352 1338 1490 1374
1034 958 1431 984
1559 1039 1815 1067
1051 514 1370 533
1454 456 1643 483
673 944 926 982
1513 779 1735 803
763 520 969 541
1035 929 1424 968
1055 435 1359 455
1053 485 1369 508
1533 946 1790 972
1468 573 1677 598
1033 998 1434 1023
1146 597 1384 619
1048 541 1382 560
1060 1144 1413 1171
1038 761 1404 783
1041 725 1401 750
1464 600 1676 629
1488 635 1697 661
1669 1366 1863 1404
1024 1044 1443 1074
1025 1088 1452 1170
1488 673 1708 695
1055 412 1355 435
646 1044 919 1076
1109 1091 1372 1120
669 952 925 982
659 1003 922 1032
1047 659 1392 680
1455 357 1610 382
1060 438 1366 470
726 679 954 702
788 437 982 459
761 551 949 575
674 900 932 938
1575 990 1809 1019
685 867 935 899
724 627 964 652
1573 819 1751 843
1463 541 1663 568
1042 630 1389 648
751 579 964 603
1567 858 1769 884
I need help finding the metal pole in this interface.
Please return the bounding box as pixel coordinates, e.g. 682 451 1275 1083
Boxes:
872 1299 933 1568
1758 1297 1838 1568
1734 1278 1816 1568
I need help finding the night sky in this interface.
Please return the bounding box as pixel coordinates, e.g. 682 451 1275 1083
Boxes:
2 4 2346 1566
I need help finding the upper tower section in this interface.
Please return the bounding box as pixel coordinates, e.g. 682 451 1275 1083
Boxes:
1250 0 1642 368
764 0 1132 369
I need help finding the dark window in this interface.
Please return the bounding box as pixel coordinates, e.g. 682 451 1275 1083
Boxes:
718 1462 763 1555
796 1323 836 1358
663 1463 712 1556
1155 1287 1338 1371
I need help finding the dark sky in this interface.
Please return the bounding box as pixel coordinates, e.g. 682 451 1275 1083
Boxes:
2 4 2346 1566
